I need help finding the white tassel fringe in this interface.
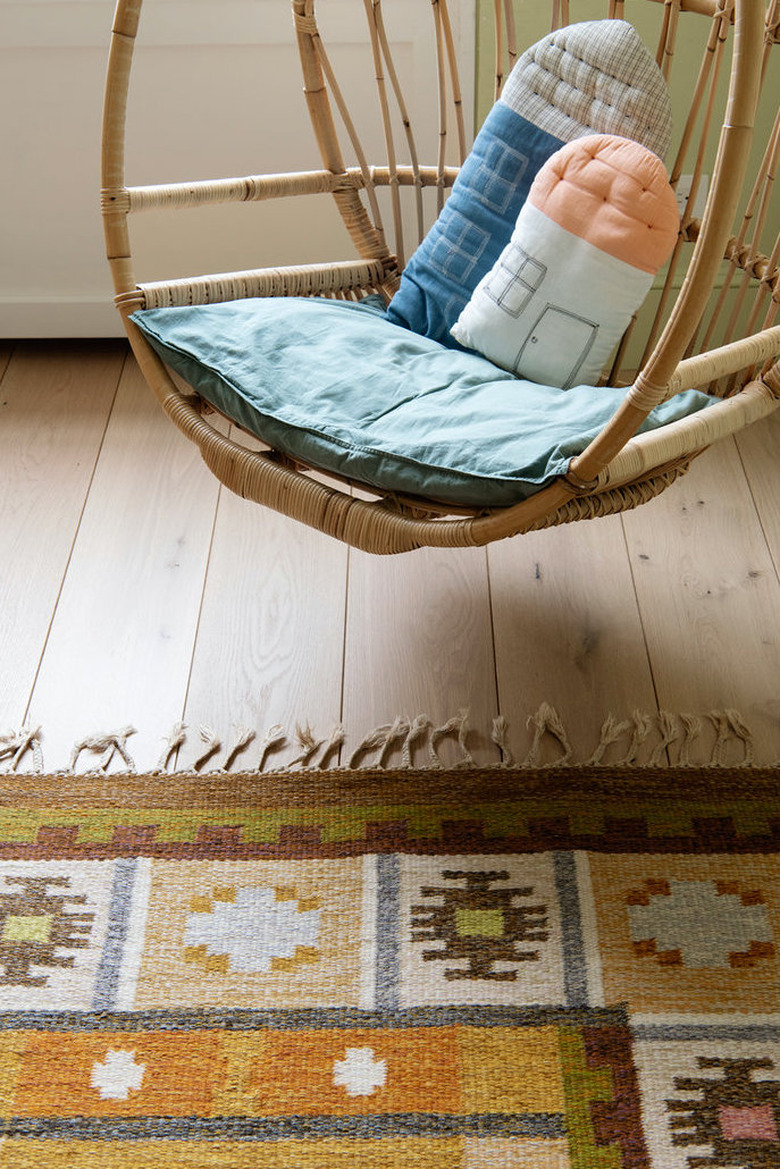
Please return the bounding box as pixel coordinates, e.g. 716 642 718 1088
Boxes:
0 705 766 775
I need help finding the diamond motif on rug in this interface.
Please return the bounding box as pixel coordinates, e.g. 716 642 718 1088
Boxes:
333 1046 387 1096
130 858 367 1009
90 1048 146 1100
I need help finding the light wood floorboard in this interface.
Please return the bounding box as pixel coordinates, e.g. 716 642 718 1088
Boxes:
2 343 779 770
488 514 659 764
343 546 500 767
736 408 780 577
0 342 124 726
26 354 221 771
622 439 780 764
182 440 349 772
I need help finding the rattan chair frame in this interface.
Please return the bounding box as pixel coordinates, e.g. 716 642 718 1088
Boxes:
102 0 780 554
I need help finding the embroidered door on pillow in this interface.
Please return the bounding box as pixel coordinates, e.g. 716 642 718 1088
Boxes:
517 306 599 389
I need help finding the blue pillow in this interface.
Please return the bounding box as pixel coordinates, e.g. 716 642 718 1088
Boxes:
131 297 713 510
385 20 673 348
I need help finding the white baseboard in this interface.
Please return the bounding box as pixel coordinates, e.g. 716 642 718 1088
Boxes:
0 297 126 339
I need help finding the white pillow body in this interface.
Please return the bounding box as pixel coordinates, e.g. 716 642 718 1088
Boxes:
450 134 679 389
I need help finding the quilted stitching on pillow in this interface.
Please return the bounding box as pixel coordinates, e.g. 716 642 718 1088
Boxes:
505 21 672 156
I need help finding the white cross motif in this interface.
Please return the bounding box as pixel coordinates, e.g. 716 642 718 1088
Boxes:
90 1049 146 1100
332 1047 387 1097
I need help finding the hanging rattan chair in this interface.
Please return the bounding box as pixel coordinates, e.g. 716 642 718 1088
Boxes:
102 0 780 554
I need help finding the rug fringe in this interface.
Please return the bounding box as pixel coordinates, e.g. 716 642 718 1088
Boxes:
647 710 679 767
430 710 472 769
678 713 703 766
256 724 286 772
709 708 755 768
0 706 772 776
155 720 186 773
69 726 137 774
523 703 573 768
0 726 44 774
286 722 327 770
402 715 432 769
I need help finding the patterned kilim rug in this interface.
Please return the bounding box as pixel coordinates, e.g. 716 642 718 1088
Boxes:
0 763 779 1168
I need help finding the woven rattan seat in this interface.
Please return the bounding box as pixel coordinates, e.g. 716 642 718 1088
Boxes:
102 0 780 554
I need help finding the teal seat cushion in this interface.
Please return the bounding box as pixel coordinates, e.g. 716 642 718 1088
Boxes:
131 296 714 509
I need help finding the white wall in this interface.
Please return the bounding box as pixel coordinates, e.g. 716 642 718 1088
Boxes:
1 0 474 337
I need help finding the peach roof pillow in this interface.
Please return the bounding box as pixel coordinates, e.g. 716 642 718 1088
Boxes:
450 134 679 389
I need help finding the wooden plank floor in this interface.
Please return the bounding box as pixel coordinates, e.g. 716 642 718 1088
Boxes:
2 339 779 772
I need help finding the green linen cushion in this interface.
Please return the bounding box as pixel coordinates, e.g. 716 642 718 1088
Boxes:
131 296 713 509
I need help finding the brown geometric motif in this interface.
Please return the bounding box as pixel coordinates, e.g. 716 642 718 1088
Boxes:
0 875 94 987
667 1056 780 1167
411 869 549 981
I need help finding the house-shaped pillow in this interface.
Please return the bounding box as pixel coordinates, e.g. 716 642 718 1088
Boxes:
384 20 673 348
451 134 680 388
